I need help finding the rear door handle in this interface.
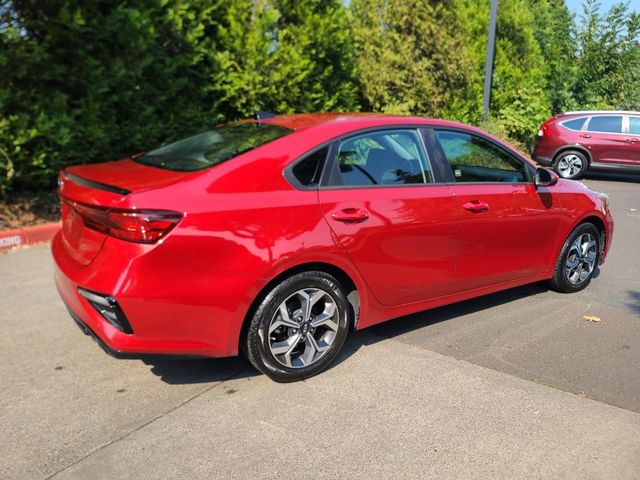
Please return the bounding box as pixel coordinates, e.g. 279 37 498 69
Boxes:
462 200 489 213
579 133 591 138
331 208 369 223
625 138 640 143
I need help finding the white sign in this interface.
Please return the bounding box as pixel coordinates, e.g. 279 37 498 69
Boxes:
0 235 23 248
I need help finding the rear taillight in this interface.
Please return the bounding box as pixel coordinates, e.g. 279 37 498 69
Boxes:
62 198 182 244
107 210 182 243
538 123 551 137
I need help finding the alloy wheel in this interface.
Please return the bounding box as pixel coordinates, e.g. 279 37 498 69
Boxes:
565 233 597 285
557 154 584 178
266 288 339 368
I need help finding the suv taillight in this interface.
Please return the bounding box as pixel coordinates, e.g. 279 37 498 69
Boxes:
63 198 182 244
538 124 551 137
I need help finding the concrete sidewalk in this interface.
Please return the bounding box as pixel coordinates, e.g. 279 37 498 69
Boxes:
2 234 640 479
51 335 640 480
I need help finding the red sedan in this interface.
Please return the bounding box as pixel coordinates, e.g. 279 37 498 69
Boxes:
53 113 613 382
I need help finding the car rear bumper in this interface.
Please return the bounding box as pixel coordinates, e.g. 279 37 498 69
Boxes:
52 231 258 358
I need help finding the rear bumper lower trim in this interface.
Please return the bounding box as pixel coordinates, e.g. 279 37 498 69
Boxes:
65 305 205 360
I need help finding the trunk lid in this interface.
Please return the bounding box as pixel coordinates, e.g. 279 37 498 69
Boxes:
59 159 193 265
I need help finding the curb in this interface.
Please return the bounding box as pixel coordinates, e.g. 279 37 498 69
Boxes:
0 222 61 251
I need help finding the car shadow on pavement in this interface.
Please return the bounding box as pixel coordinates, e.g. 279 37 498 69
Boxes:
142 355 258 385
331 282 551 369
142 282 552 383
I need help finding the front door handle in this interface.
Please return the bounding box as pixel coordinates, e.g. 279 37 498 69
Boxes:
579 133 591 139
625 137 640 143
462 200 489 213
331 208 370 223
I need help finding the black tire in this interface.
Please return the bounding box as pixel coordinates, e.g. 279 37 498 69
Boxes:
244 271 350 382
549 223 601 293
553 150 588 180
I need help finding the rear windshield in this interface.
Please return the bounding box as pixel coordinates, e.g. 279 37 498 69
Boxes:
134 123 292 172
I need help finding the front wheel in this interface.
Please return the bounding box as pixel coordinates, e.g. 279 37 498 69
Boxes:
549 223 601 293
553 150 588 180
244 271 350 382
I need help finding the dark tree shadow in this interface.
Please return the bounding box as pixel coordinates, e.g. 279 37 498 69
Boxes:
584 171 640 184
628 291 640 316
331 282 551 368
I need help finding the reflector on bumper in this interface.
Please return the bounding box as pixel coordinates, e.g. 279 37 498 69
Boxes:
77 287 134 334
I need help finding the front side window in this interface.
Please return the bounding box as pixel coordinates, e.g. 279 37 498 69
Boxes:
335 130 433 187
629 116 640 135
434 130 527 183
586 116 623 134
135 123 292 172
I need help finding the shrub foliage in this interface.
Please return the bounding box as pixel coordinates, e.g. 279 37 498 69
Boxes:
1 0 639 197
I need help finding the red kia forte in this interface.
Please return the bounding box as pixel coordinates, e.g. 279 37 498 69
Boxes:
53 113 614 382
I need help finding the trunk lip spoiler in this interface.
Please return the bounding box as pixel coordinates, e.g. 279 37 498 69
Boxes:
63 172 131 196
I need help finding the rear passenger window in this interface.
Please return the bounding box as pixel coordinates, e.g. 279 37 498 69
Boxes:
335 130 433 187
291 147 328 188
587 116 622 133
629 117 640 135
561 118 586 131
435 130 527 183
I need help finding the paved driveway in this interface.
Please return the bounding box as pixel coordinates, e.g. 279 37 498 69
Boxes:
1 174 639 479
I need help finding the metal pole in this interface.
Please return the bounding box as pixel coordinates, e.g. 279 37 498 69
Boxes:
482 0 498 122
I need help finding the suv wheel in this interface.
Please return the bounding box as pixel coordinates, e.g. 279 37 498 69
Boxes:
553 150 588 180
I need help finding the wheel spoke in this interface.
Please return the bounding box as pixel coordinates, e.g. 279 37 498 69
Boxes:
565 254 580 269
583 239 596 255
299 337 318 366
310 302 338 331
298 289 326 322
270 333 302 356
308 333 330 354
269 304 300 335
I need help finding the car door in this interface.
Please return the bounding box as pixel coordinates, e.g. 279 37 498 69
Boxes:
424 128 563 292
318 128 459 306
581 115 627 165
622 115 640 166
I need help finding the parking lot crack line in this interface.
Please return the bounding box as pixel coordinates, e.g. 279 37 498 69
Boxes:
44 365 252 480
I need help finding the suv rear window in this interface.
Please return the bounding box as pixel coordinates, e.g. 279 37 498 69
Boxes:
586 116 622 134
561 117 586 131
135 123 292 172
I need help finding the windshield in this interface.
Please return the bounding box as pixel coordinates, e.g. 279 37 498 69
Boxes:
134 123 292 172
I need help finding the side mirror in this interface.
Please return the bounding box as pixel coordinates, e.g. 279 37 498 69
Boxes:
535 168 558 188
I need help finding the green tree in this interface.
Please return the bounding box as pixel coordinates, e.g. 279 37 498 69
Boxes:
530 0 577 113
210 0 359 118
573 0 640 109
349 0 475 119
0 0 217 194
455 0 552 147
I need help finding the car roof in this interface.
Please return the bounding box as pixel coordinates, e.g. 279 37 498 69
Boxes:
257 112 466 132
560 110 640 117
249 112 532 163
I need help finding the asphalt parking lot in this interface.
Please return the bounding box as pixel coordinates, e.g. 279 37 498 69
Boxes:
1 173 639 479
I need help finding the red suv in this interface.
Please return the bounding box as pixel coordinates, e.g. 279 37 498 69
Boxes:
533 111 640 179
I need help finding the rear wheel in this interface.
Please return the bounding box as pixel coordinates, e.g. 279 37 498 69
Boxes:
553 150 588 180
244 271 350 382
549 223 600 293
